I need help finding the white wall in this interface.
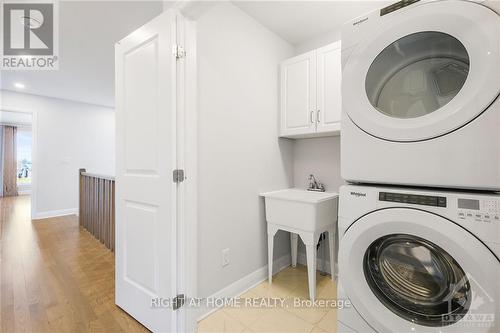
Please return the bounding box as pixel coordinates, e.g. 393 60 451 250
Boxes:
196 2 295 297
0 110 33 126
294 29 341 54
292 29 345 270
293 136 344 192
293 136 344 272
292 26 344 194
0 90 115 218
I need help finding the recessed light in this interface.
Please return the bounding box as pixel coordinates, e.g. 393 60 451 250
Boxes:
14 82 26 89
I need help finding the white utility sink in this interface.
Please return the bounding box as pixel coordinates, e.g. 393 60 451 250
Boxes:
261 188 338 231
260 188 339 301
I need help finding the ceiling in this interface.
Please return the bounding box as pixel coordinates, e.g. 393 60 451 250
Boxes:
1 1 163 108
233 1 391 45
1 1 391 108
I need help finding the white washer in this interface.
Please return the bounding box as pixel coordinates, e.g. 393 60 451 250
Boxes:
341 0 500 191
337 184 500 333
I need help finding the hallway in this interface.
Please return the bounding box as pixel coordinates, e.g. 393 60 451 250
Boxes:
0 195 148 333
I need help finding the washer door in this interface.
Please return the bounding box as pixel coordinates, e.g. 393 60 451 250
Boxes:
339 208 499 333
343 1 500 142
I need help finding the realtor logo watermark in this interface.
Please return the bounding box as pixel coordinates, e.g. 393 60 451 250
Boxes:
1 1 59 70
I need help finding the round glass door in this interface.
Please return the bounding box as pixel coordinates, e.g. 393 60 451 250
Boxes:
342 0 500 141
364 234 471 327
365 32 469 119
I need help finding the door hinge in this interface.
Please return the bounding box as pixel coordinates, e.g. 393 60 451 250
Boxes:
173 169 185 183
173 294 185 311
173 44 186 59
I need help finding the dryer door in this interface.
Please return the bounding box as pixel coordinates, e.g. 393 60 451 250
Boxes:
343 1 500 142
339 208 499 333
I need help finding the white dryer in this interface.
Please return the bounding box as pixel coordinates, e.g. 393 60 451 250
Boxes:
341 0 500 190
337 184 500 333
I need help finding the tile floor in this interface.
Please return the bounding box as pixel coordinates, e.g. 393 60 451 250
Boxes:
197 265 337 333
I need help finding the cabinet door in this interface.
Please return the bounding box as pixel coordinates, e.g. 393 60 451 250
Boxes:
317 42 341 134
280 51 317 137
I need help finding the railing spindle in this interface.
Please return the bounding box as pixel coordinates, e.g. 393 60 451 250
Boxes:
78 169 115 252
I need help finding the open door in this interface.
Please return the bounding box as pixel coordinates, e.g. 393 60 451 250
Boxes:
115 10 179 332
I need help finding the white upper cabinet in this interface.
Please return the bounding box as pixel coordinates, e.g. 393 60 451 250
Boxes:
280 50 317 137
316 42 342 134
280 41 341 138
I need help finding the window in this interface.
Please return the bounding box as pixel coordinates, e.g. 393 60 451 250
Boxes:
17 129 32 186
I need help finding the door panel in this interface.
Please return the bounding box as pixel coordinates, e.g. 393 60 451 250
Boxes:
124 201 158 294
342 1 500 141
115 10 177 333
124 38 160 173
280 51 317 136
317 42 341 133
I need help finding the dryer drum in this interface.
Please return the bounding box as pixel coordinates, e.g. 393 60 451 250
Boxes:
363 234 472 327
365 31 470 120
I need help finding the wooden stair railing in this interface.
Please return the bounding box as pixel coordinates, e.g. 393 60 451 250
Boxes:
79 168 115 252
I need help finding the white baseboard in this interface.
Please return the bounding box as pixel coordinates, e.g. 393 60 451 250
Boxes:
33 208 78 220
196 254 291 321
297 252 338 277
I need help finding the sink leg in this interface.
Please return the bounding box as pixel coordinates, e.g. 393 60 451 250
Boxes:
305 244 317 301
290 233 298 268
328 226 336 281
268 233 275 284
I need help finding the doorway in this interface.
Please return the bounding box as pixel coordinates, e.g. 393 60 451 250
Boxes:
16 126 32 195
0 109 37 218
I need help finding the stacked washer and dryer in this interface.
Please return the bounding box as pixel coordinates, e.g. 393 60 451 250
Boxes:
338 1 500 332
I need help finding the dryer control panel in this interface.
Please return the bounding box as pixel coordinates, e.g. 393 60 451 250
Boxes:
457 198 500 223
379 192 446 207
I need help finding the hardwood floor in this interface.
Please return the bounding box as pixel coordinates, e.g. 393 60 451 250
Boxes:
0 195 149 333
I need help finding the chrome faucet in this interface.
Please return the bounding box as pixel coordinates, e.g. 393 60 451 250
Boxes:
307 174 325 192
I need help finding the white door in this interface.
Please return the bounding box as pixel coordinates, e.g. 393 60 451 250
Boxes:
115 10 178 332
339 208 500 333
317 42 341 133
342 0 500 142
280 50 317 137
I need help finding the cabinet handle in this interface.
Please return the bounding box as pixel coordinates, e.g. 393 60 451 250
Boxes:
310 111 315 124
317 110 321 123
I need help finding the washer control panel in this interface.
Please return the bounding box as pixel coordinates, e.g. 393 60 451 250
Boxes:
457 198 500 223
